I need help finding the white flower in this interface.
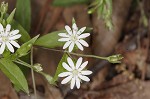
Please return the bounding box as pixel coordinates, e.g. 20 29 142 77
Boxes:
58 23 90 52
58 57 92 89
0 23 21 54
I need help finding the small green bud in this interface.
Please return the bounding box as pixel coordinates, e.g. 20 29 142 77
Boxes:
142 15 148 27
107 54 123 63
33 63 43 72
72 18 76 24
88 8 96 14
106 20 113 30
0 2 8 14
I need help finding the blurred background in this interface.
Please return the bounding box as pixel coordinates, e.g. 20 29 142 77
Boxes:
0 0 150 99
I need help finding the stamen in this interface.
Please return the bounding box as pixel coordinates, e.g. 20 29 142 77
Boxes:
2 36 8 42
70 35 78 42
72 69 79 76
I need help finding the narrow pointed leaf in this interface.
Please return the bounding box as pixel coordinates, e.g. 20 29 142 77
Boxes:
6 8 16 24
11 20 31 43
15 0 31 32
0 58 29 93
16 35 39 57
35 30 65 48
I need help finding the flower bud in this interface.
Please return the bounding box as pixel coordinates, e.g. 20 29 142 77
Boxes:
33 63 43 72
107 54 123 63
0 2 8 14
88 8 96 14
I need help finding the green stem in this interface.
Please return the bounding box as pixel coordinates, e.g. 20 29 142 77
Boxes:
14 60 32 69
69 52 108 60
30 48 37 99
17 59 31 66
36 47 108 60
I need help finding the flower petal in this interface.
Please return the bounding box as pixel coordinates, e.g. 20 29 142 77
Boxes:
62 62 72 71
67 57 75 69
75 42 83 51
58 72 72 77
78 33 90 39
9 30 19 36
76 76 80 89
78 74 90 82
70 77 75 89
68 42 74 52
58 33 69 37
72 23 78 35
61 75 72 84
81 70 92 75
6 24 11 32
63 41 72 49
58 38 70 42
0 23 4 32
0 43 5 54
79 61 88 71
6 42 14 53
10 41 20 48
77 27 86 35
76 57 83 69
9 34 21 40
78 40 89 47
65 25 72 35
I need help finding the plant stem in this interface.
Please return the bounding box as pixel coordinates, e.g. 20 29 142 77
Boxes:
30 48 37 99
14 60 32 69
68 52 108 60
36 47 108 60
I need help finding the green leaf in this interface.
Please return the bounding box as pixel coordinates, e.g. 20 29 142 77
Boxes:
16 35 39 57
11 20 31 43
52 53 68 83
6 8 16 24
0 58 29 93
35 30 64 48
52 0 89 6
15 0 31 32
3 50 11 58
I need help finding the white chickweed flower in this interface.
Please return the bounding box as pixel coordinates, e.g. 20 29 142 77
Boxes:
58 23 90 52
58 57 92 89
0 23 21 54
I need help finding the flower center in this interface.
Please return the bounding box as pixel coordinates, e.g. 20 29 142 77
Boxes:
70 35 78 42
2 36 9 42
72 69 79 76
